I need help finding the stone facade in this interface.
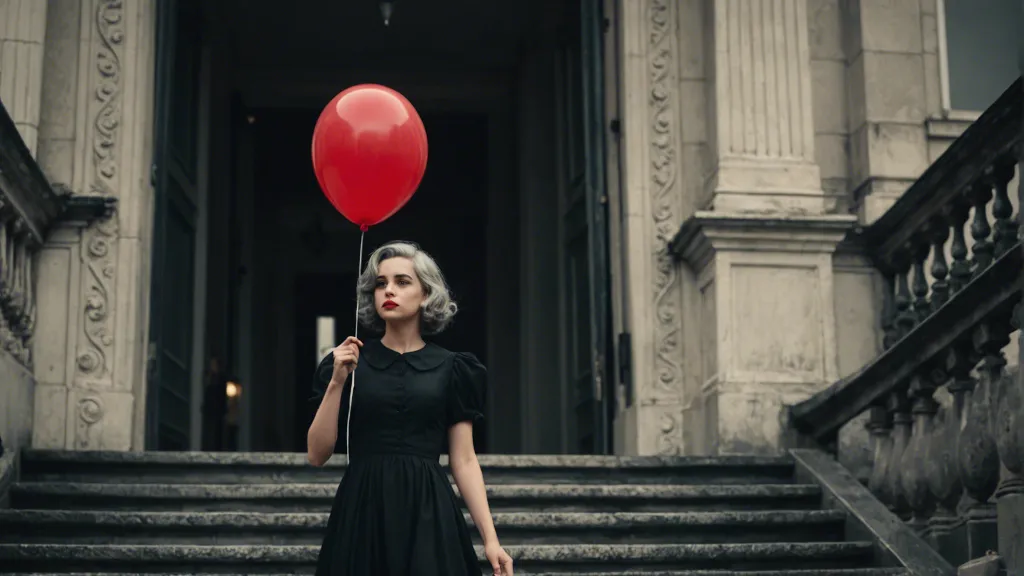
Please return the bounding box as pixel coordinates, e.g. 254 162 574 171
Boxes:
0 0 1014 457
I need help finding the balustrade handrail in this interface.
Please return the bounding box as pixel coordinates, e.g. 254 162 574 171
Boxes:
858 78 1021 275
0 100 64 244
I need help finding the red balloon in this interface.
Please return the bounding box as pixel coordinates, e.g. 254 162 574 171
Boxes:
311 84 428 230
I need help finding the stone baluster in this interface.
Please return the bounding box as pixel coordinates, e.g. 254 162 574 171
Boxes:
893 254 916 340
886 388 913 520
968 182 995 274
930 343 976 565
867 404 895 508
910 236 932 321
956 321 1008 559
902 373 939 534
987 158 1017 257
993 302 1023 573
929 218 951 310
0 211 35 366
881 274 899 350
946 199 972 294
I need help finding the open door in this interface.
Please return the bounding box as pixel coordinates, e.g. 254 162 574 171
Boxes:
147 0 201 450
559 0 612 454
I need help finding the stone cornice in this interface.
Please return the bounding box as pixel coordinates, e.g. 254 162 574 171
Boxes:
669 211 858 272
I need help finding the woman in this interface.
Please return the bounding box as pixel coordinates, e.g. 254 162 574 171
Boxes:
307 241 514 576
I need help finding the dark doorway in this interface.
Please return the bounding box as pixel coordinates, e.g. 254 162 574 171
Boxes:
148 0 202 450
251 109 491 453
293 271 357 453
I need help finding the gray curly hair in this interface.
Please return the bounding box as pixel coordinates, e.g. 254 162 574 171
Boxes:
356 241 458 335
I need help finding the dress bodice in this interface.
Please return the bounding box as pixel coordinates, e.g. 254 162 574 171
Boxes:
310 339 486 461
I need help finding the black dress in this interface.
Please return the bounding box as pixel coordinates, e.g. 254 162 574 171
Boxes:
310 339 486 576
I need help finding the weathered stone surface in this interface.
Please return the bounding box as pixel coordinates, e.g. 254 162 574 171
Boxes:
0 509 847 529
790 449 955 576
0 565 909 569
0 446 929 573
0 541 878 569
22 449 794 468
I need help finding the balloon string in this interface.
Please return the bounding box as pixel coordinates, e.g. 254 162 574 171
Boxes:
345 228 366 459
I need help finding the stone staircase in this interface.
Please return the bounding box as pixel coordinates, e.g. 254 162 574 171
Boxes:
0 450 908 575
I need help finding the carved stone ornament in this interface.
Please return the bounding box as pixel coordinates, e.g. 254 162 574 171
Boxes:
647 0 683 455
91 0 124 197
75 0 123 391
74 395 106 450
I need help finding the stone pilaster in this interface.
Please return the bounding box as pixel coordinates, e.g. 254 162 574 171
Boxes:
613 0 688 455
843 0 930 224
33 0 156 451
703 0 824 214
0 0 48 155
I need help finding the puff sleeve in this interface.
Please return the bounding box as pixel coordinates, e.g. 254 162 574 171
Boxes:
446 352 487 428
309 353 335 407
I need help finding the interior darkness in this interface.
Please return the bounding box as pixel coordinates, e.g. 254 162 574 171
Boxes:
249 108 490 453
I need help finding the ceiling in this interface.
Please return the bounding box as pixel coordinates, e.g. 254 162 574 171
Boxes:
216 0 561 73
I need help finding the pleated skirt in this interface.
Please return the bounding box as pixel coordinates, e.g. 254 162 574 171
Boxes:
314 454 482 576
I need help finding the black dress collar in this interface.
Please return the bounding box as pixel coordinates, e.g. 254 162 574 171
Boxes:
361 339 449 371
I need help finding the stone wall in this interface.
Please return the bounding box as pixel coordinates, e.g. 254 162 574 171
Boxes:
32 0 156 451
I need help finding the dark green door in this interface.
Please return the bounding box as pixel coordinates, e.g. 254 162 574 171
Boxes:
147 0 201 450
560 0 611 454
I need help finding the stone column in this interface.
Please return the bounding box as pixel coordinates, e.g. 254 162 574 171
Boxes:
0 0 48 155
670 0 856 455
33 0 157 451
703 0 824 214
843 0 930 224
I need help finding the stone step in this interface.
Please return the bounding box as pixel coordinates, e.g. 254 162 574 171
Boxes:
9 482 823 513
0 542 879 572
19 451 796 485
0 509 848 546
1 571 909 576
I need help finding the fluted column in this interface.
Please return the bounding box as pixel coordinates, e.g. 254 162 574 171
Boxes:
704 0 824 214
0 0 48 155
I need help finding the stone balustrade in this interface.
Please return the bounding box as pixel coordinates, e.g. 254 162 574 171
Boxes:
788 78 1023 573
0 100 116 369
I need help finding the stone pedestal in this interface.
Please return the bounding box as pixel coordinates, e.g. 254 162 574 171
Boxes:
32 0 157 451
964 505 1000 562
672 213 853 454
996 488 1022 576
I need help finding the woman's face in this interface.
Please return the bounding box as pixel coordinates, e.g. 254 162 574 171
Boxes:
374 256 426 325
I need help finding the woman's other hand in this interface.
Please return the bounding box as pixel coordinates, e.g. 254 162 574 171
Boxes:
484 541 513 575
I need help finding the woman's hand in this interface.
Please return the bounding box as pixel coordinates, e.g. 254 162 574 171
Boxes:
484 541 513 575
330 337 363 384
